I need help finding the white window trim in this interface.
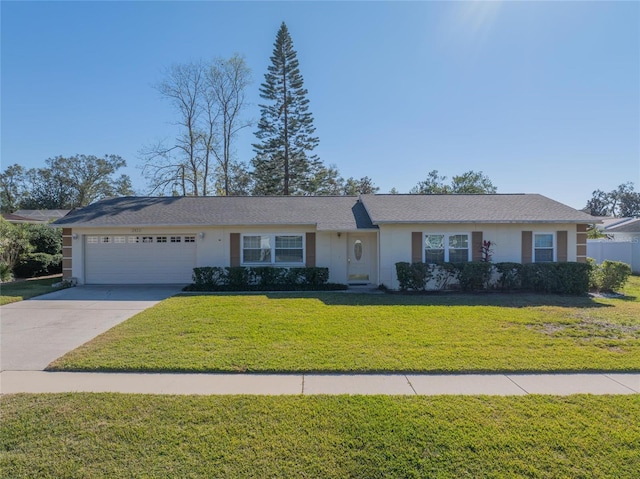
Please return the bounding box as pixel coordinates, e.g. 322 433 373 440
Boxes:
533 232 556 263
423 233 471 263
241 233 306 266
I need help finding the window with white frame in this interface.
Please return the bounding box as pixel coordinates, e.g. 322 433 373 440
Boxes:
184 236 195 243
100 236 111 243
170 236 181 243
534 233 554 262
156 236 167 243
114 236 126 244
424 233 469 263
87 236 98 244
275 235 304 263
242 234 304 265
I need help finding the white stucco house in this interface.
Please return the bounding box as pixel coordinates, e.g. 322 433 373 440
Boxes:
53 194 596 289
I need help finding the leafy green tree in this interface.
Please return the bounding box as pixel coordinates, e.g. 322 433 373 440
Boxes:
252 22 322 195
0 218 32 274
410 170 450 194
585 182 640 217
21 155 133 209
411 170 497 194
24 224 62 255
450 170 497 194
0 164 28 213
342 176 380 195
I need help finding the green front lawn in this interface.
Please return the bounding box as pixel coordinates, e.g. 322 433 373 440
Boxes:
2 394 638 478
49 277 640 373
0 276 61 305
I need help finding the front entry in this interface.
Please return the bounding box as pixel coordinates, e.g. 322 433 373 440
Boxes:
347 234 371 283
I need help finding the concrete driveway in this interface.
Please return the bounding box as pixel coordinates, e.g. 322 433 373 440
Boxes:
1 284 183 371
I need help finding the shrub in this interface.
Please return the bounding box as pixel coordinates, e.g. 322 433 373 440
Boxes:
192 267 226 288
395 262 412 291
590 260 632 293
24 224 62 255
454 262 493 292
190 266 334 291
14 253 62 278
225 267 252 287
253 267 289 286
0 261 12 282
522 262 590 295
433 263 458 291
494 262 523 291
554 262 592 295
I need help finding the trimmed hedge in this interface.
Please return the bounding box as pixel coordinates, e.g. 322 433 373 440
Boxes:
187 266 344 291
395 261 591 295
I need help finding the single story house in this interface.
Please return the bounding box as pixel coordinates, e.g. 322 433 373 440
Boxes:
52 194 595 289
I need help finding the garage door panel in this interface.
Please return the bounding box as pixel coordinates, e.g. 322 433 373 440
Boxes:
85 235 197 284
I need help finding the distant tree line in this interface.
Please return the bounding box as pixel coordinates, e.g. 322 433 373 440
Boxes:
0 155 133 212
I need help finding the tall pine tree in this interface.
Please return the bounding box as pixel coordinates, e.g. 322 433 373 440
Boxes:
252 22 320 195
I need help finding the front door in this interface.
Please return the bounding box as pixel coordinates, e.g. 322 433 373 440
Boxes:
347 234 370 283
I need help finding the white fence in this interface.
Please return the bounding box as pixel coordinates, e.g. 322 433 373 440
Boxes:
587 239 640 274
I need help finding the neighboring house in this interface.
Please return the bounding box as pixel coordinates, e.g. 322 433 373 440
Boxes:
588 217 640 273
2 209 71 224
52 194 595 288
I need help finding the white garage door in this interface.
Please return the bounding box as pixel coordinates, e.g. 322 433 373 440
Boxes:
85 234 197 284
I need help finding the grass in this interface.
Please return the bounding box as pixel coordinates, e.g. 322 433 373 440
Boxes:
1 394 638 478
0 276 61 305
49 276 640 373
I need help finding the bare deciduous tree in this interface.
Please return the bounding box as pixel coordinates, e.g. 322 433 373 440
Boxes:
142 56 251 196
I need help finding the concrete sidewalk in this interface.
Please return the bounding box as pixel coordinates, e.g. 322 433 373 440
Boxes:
2 371 638 396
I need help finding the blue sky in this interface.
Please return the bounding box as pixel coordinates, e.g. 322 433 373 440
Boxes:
2 0 638 209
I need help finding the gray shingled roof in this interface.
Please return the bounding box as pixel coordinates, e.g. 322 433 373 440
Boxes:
606 218 640 233
360 194 596 224
53 196 374 231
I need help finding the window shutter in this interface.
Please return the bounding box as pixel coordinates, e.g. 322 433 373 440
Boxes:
230 233 240 267
305 232 316 267
521 231 532 264
472 231 483 262
411 232 423 263
557 230 568 262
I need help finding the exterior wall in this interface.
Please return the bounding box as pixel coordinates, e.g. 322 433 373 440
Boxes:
69 225 357 285
378 223 580 290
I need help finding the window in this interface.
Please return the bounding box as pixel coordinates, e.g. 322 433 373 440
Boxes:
243 235 271 263
128 236 140 243
275 235 303 263
448 234 469 262
114 236 126 244
156 236 167 243
184 236 196 243
424 233 469 263
87 236 98 244
101 236 111 244
170 236 181 243
242 234 304 264
142 236 154 243
534 233 554 262
425 235 445 263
